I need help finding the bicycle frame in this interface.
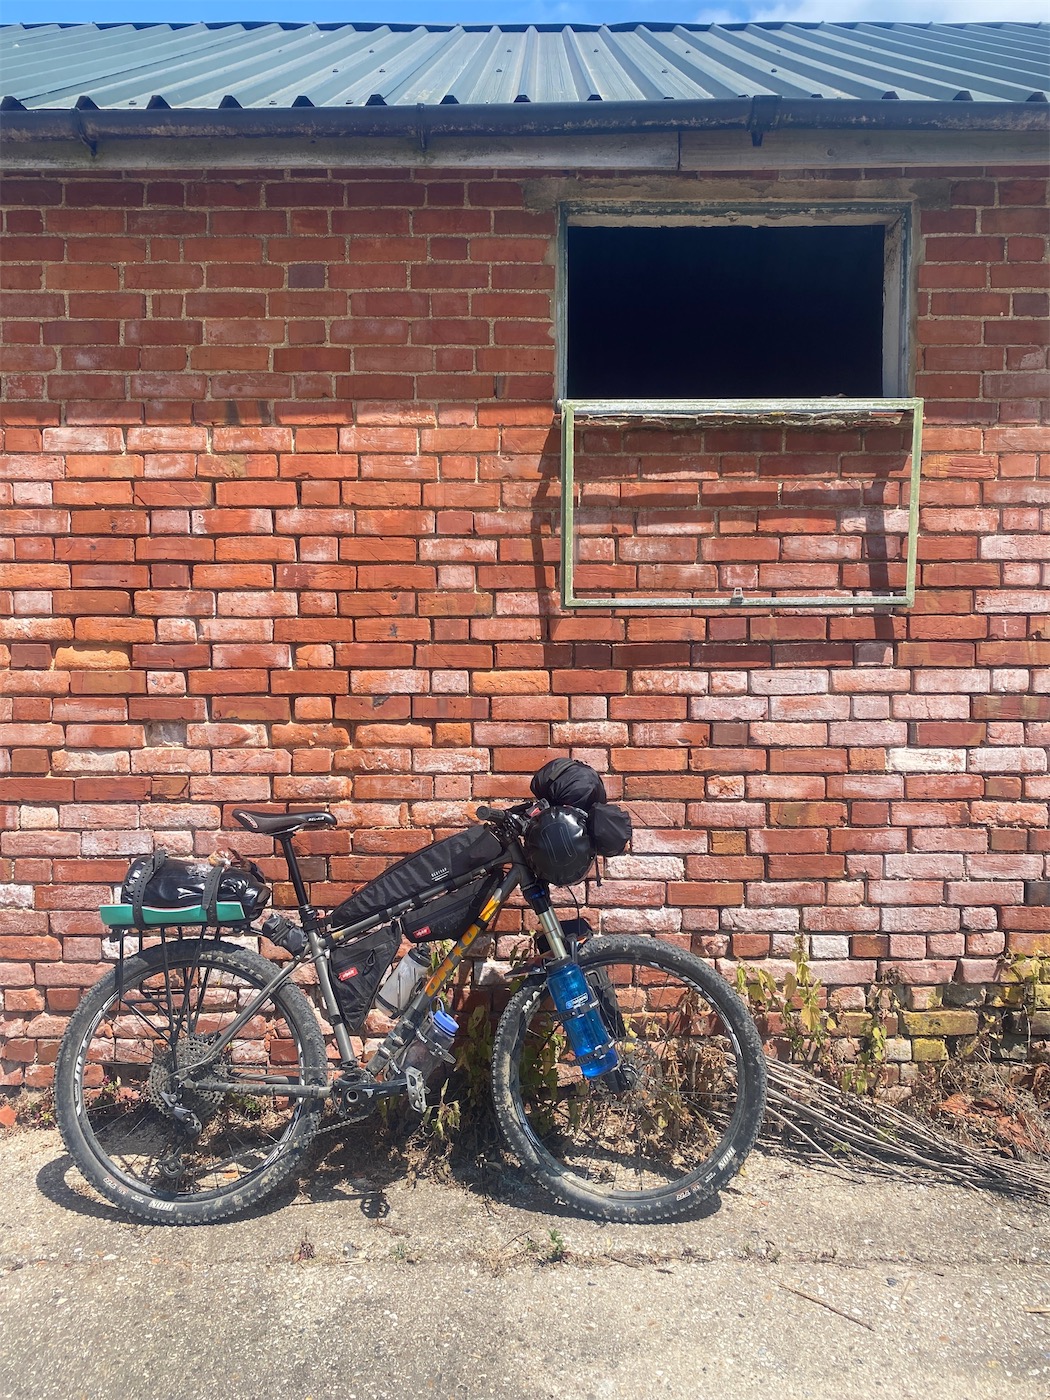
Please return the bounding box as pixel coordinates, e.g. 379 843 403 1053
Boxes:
165 825 570 1103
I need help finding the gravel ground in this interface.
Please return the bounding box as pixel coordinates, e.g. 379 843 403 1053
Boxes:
0 1126 1047 1400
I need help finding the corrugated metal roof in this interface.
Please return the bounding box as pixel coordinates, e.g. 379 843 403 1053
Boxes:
2 21 1048 110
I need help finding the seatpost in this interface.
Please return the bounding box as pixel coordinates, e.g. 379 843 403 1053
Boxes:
277 834 322 931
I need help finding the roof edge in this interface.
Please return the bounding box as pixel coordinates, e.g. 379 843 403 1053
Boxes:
1 99 1048 145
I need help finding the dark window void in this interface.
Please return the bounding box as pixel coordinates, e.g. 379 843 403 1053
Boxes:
566 224 886 399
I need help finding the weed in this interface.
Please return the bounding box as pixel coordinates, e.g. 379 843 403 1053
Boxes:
14 1088 56 1129
455 1003 494 1115
421 1079 461 1142
525 1228 567 1264
841 979 897 1096
735 934 837 1070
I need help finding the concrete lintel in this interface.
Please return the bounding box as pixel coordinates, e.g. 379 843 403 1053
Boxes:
680 128 1049 170
0 132 680 171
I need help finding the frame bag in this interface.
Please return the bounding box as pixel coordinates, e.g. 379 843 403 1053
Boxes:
399 873 499 943
330 926 402 1033
328 826 505 933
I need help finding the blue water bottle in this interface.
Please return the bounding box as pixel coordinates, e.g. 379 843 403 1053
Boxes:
545 960 620 1079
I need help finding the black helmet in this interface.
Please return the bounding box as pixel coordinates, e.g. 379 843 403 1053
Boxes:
523 806 594 886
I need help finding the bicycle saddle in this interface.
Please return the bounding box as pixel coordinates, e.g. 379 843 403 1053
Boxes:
232 809 337 836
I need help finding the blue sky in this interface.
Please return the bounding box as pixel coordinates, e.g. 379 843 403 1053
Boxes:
1 2 1045 28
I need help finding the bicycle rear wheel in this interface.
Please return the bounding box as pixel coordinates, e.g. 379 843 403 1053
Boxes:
55 939 326 1225
492 935 767 1223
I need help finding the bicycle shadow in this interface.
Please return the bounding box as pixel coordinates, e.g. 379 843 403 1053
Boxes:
37 1125 724 1229
35 1144 395 1227
294 1117 725 1225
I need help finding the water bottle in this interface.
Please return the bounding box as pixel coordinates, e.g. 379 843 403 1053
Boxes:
404 1008 459 1082
545 959 620 1079
375 944 430 1017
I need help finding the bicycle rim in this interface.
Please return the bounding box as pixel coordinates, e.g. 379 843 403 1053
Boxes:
503 941 761 1211
64 942 322 1211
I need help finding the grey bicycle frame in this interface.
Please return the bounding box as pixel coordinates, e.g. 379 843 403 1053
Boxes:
169 845 569 1099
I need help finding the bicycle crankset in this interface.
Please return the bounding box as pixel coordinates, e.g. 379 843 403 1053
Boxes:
332 1068 421 1119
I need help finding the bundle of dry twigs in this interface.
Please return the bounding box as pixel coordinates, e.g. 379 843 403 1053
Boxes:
762 1058 1050 1204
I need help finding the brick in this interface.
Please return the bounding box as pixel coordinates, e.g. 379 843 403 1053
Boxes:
887 747 966 772
667 883 744 907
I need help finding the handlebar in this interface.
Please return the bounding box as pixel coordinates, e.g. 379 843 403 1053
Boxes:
476 800 543 836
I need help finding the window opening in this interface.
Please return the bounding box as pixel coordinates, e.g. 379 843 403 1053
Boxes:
555 205 917 613
566 223 888 400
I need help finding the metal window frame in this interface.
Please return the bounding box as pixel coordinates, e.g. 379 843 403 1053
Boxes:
558 397 924 611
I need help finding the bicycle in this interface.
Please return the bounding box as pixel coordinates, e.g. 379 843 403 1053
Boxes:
54 778 767 1227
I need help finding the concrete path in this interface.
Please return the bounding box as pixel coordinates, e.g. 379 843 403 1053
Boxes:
0 1127 1047 1400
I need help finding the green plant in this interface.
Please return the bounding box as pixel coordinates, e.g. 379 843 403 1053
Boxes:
546 1228 566 1263
841 986 891 1095
15 1088 56 1129
421 1079 461 1142
516 1014 566 1137
525 1228 567 1264
455 1003 495 1114
735 934 836 1069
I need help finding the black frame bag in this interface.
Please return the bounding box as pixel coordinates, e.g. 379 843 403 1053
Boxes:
328 826 505 933
399 874 499 943
530 758 607 812
330 926 402 1033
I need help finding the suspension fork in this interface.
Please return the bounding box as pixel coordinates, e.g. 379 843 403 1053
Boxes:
522 889 570 960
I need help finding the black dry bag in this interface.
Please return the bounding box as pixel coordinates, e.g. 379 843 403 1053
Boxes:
530 758 607 812
588 804 632 857
120 853 270 927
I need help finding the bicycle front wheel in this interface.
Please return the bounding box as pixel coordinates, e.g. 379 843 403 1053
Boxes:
492 935 767 1223
55 939 327 1225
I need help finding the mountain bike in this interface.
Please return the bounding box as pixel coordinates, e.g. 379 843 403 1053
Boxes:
54 785 767 1227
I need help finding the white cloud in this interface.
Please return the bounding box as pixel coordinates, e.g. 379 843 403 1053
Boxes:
701 1 1050 21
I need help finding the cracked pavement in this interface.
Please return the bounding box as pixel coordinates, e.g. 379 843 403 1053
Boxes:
0 1127 1047 1400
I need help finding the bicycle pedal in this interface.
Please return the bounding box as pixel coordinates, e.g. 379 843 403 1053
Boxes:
405 1066 428 1113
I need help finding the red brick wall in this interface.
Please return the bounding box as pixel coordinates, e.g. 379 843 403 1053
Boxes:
1 164 1048 1085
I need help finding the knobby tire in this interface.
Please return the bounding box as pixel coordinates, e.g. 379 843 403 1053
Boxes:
54 939 326 1226
491 935 767 1223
